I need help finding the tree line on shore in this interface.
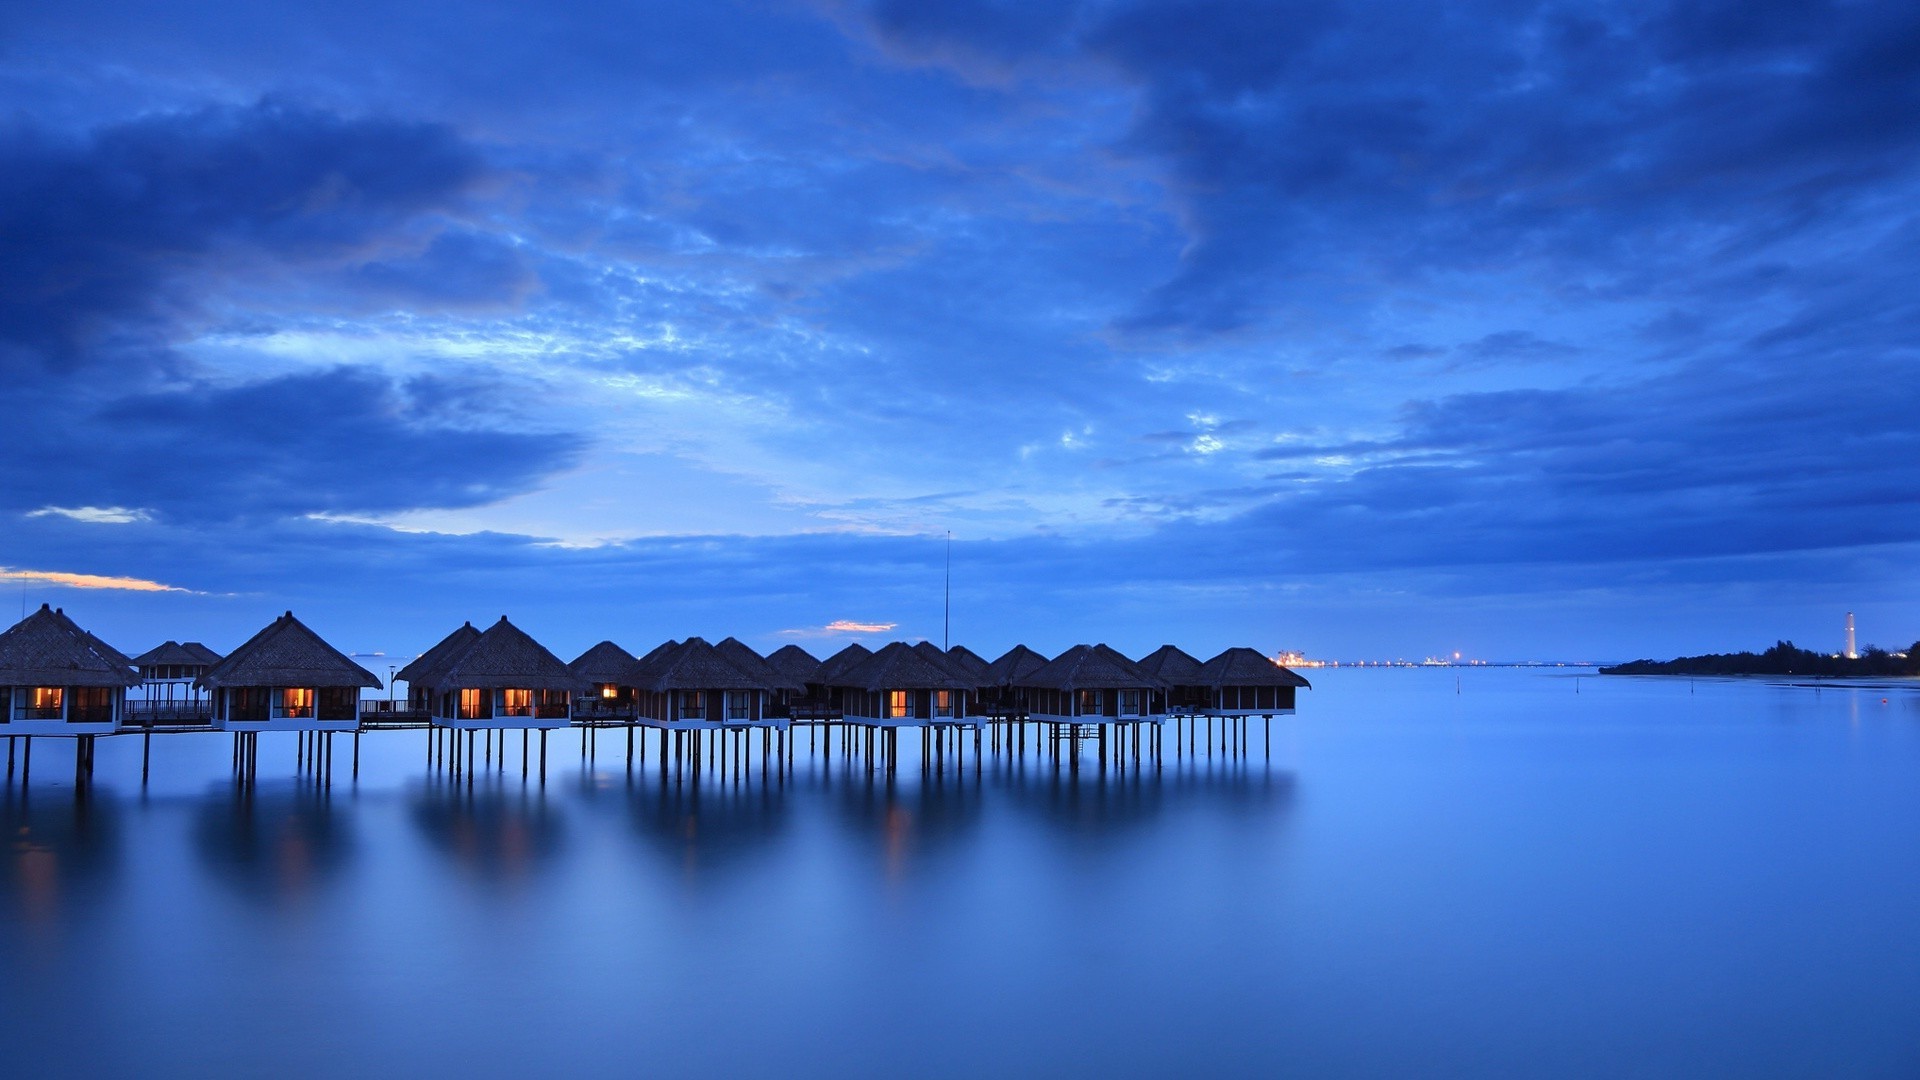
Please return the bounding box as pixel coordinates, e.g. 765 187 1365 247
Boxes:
1601 640 1920 677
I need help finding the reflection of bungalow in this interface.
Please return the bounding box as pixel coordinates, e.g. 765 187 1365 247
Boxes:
395 622 481 713
569 641 643 719
1197 648 1311 716
1018 644 1167 723
636 637 773 726
0 604 139 735
202 612 380 732
419 617 578 730
982 644 1050 711
833 642 975 725
1136 645 1207 715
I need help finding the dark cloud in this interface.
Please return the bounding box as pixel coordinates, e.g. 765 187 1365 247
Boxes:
0 99 485 373
2 368 582 523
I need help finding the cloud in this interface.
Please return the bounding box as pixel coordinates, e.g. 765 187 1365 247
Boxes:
26 506 153 524
779 619 900 637
0 567 193 593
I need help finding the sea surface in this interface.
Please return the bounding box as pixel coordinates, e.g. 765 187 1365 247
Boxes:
3 669 1918 1078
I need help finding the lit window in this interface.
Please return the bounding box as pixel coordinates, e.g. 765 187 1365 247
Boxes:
501 688 533 716
888 690 910 718
934 690 953 717
459 688 486 719
279 688 314 718
600 683 618 699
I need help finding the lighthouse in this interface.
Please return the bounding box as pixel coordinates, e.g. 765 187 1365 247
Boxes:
1845 612 1858 659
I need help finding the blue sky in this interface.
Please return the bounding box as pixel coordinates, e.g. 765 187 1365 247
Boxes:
3 0 1917 664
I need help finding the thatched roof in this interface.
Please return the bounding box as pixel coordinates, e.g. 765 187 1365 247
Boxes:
1019 644 1164 691
396 622 482 687
423 617 579 692
640 637 768 691
912 641 981 685
632 639 679 677
814 642 874 685
0 605 139 688
945 645 991 684
133 640 223 668
716 637 805 691
1199 647 1312 689
1137 644 1205 685
201 612 380 690
833 641 974 692
569 641 642 686
985 644 1050 687
765 644 821 684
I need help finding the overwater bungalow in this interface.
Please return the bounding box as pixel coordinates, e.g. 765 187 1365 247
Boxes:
833 642 976 725
394 621 481 713
1017 644 1167 724
982 644 1050 711
715 637 805 718
202 612 380 732
418 617 578 730
1136 644 1208 715
810 642 873 715
0 604 139 735
944 645 992 687
570 641 644 720
1197 647 1311 716
635 637 774 726
766 644 821 685
131 640 222 722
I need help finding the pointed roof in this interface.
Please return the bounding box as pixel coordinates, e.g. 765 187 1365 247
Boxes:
569 641 642 686
0 605 139 687
201 612 380 689
641 637 767 691
986 644 1050 687
833 641 973 691
423 616 579 692
395 622 481 687
814 642 873 685
133 640 224 668
945 645 991 684
765 644 821 684
1199 647 1312 689
1019 644 1164 691
631 639 679 678
715 637 804 691
913 640 981 685
1137 644 1205 685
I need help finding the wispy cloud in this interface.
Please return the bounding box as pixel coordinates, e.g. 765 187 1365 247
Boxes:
779 619 898 637
27 506 153 524
0 567 193 593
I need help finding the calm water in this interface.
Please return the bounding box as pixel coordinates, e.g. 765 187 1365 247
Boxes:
3 669 1918 1078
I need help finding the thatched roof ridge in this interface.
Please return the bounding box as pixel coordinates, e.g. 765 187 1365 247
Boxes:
1199 647 1312 689
133 640 224 668
569 641 643 686
202 612 380 689
945 645 991 684
1019 644 1164 691
424 617 580 692
834 641 974 692
912 641 982 685
396 622 481 687
716 637 804 691
0 605 139 688
985 644 1050 686
764 644 821 684
643 637 767 691
630 639 679 680
813 642 873 685
1137 644 1205 685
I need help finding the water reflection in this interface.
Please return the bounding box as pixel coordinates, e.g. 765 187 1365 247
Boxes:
0 789 120 921
193 783 352 901
997 761 1296 835
410 779 564 882
626 777 789 877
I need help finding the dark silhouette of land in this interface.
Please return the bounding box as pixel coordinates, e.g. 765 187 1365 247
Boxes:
1602 640 1920 677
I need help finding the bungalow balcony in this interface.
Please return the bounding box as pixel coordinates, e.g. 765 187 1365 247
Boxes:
1022 687 1166 725
435 687 573 730
216 686 362 733
0 686 125 735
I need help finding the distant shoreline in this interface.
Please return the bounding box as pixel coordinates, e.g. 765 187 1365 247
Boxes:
1600 640 1919 678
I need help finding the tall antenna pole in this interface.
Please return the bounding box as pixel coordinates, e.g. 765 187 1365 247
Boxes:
944 531 952 651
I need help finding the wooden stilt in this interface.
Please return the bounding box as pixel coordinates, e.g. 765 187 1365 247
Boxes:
142 728 152 783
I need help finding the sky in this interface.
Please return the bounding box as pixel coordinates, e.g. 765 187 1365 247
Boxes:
2 0 1917 666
